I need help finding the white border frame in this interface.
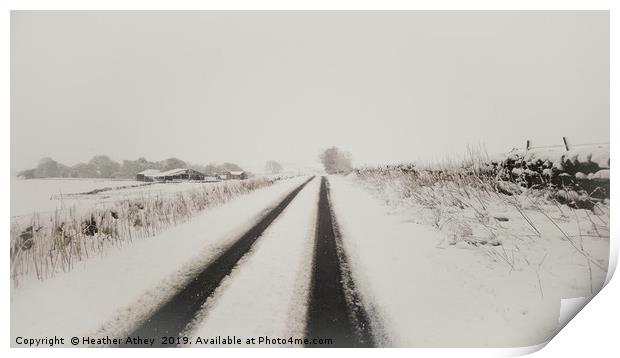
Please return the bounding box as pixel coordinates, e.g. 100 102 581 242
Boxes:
2 2 616 357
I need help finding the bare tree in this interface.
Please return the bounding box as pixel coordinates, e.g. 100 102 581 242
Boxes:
265 160 283 174
161 158 187 171
319 146 352 174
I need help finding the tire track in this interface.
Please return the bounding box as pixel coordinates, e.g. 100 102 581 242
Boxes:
122 177 314 347
305 176 374 347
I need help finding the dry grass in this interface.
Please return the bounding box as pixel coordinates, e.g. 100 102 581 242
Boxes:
10 178 274 286
355 153 609 292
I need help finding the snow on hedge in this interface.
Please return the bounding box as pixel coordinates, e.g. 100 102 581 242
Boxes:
502 144 609 172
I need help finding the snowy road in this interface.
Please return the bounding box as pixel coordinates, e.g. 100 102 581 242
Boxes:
305 177 374 347
183 177 320 346
121 176 373 347
125 177 314 346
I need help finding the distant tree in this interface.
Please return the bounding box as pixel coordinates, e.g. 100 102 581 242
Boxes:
203 163 219 176
17 168 36 179
88 155 121 178
265 160 283 174
34 157 60 178
12 158 70 178
119 157 160 178
319 146 352 174
138 157 162 171
218 162 243 172
187 163 207 174
161 157 187 171
119 160 140 178
72 162 98 178
57 163 75 177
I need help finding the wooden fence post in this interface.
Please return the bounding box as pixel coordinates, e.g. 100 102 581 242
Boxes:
563 137 570 151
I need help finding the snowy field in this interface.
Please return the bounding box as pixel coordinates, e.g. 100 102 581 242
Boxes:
9 176 277 284
11 177 143 218
10 177 251 221
10 177 310 345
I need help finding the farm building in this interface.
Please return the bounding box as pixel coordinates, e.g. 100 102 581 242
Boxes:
136 168 206 182
136 169 161 182
228 171 248 180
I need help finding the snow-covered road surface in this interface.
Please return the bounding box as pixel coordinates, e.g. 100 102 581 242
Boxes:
305 177 374 347
183 177 320 346
125 177 314 345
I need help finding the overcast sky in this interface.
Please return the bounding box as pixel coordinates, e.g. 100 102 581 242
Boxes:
11 11 609 171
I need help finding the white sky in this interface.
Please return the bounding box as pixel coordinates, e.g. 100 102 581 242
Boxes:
11 11 609 170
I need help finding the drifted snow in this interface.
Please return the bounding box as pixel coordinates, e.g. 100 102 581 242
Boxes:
10 177 309 346
184 178 320 347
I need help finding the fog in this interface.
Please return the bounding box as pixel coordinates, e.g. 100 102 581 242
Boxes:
11 11 609 171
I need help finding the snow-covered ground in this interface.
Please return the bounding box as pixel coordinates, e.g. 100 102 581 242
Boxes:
10 177 142 218
329 175 609 347
10 176 279 284
11 177 250 222
184 178 320 346
10 177 308 346
10 173 609 348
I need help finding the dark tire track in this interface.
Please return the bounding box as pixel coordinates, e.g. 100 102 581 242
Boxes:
122 177 314 347
305 176 374 348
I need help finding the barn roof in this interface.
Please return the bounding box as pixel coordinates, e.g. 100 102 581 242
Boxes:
138 169 161 176
229 171 245 176
155 168 202 177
